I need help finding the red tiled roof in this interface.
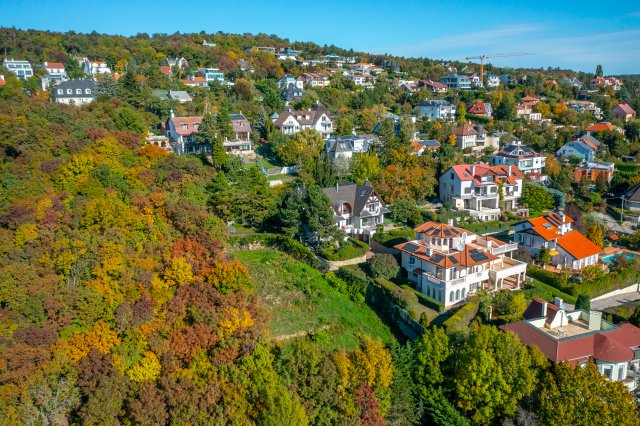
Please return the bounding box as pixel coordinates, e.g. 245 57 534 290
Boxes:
413 221 471 237
449 164 524 185
453 124 478 136
43 62 65 69
593 333 634 363
0 76 5 86
467 101 488 115
160 66 171 74
394 241 497 268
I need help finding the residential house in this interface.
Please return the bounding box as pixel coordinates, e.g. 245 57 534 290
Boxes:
347 74 376 87
439 164 525 220
245 46 276 55
166 57 189 72
574 160 615 183
146 135 174 153
453 123 484 151
414 100 456 122
153 89 192 104
502 298 640 390
395 221 526 308
280 83 304 103
613 103 636 122
486 74 500 87
417 79 448 94
440 74 471 90
522 96 540 108
556 140 597 161
567 100 603 120
181 76 208 87
273 104 333 137
623 184 640 211
40 61 68 89
491 141 547 182
202 39 216 47
383 59 401 73
276 75 304 90
165 111 252 155
515 104 542 122
350 63 384 76
159 66 172 76
467 101 493 118
80 59 111 77
51 79 97 105
589 77 622 91
399 81 418 93
301 72 330 88
463 72 483 88
237 59 254 73
325 135 373 162
498 74 513 85
3 59 33 80
411 139 440 155
198 68 224 84
322 181 389 241
275 47 300 60
514 212 602 269
559 76 584 88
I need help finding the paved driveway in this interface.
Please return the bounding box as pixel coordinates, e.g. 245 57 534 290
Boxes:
591 292 640 311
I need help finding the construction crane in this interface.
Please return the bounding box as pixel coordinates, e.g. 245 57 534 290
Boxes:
464 52 534 85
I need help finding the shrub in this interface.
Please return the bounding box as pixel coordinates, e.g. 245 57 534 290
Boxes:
523 279 577 305
443 297 480 333
372 228 415 247
374 278 418 310
368 253 400 279
319 237 369 261
407 287 444 312
575 294 591 311
335 266 369 303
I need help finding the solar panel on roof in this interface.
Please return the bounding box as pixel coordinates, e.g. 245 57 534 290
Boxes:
444 229 452 236
404 243 420 253
430 254 444 263
447 256 458 264
469 250 489 262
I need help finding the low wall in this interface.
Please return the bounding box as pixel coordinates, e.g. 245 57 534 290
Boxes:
591 283 640 302
325 254 368 271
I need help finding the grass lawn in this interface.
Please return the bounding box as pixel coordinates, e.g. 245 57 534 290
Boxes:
604 300 640 322
257 155 284 169
232 248 396 351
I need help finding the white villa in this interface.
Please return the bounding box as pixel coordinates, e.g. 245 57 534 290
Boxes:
396 221 527 308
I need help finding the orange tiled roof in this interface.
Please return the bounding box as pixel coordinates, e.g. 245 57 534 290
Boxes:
585 122 614 132
413 221 473 237
556 230 602 260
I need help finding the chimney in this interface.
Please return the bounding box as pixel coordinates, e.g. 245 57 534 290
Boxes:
541 301 547 318
447 218 454 226
554 297 563 308
507 164 512 176
170 109 175 119
588 310 602 331
470 165 475 176
336 182 339 193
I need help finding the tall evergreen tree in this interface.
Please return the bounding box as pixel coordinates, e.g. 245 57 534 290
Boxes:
596 64 603 77
215 107 235 141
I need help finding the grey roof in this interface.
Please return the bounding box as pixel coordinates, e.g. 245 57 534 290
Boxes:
51 79 96 99
326 136 371 154
558 141 594 155
322 181 387 216
624 183 640 202
580 133 601 147
416 99 453 107
169 90 192 101
280 83 303 101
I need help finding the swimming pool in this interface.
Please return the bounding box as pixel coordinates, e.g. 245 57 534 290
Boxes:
602 252 638 263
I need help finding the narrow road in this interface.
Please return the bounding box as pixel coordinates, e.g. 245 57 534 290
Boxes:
590 292 640 311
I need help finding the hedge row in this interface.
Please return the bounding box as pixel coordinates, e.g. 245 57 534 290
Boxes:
319 237 369 261
523 279 577 305
400 285 445 312
374 278 418 311
336 266 370 302
526 265 573 294
373 228 415 247
443 297 480 332
231 233 322 269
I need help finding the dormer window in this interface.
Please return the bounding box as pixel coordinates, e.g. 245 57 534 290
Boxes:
57 89 63 95
76 89 82 94
66 89 72 94
85 89 91 94
181 124 188 129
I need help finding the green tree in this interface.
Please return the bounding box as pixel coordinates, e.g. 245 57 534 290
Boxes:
521 183 554 214
539 246 551 265
195 113 227 169
367 253 399 279
596 64 603 77
537 362 640 426
494 93 516 121
350 152 381 184
389 198 423 227
215 107 235 141
585 224 604 248
575 294 591 311
114 107 146 134
414 327 451 400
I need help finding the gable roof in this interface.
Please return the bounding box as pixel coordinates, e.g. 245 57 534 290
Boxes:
169 114 250 137
615 103 636 115
555 230 603 260
395 240 498 268
43 62 65 69
322 181 386 217
467 101 491 116
624 183 640 202
274 104 331 128
585 122 615 132
51 79 97 99
414 221 472 238
449 164 524 185
453 123 478 136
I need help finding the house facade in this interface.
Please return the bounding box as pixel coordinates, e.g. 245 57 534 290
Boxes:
515 104 542 122
3 59 33 80
491 141 547 181
51 79 97 105
40 61 68 89
166 112 252 155
277 75 304 90
414 100 456 122
439 164 525 220
514 212 602 270
502 298 640 391
467 101 493 118
273 105 333 137
198 68 224 84
80 59 111 77
325 135 372 162
417 79 448 94
623 184 640 211
440 74 471 89
574 160 615 183
486 74 500 87
567 100 603 119
322 181 389 241
395 221 526 308
613 103 636 122
280 84 304 103
301 72 330 88
556 140 596 161
589 77 621 91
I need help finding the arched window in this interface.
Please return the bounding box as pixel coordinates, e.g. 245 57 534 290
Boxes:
461 288 466 299
456 289 460 300
449 291 454 302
